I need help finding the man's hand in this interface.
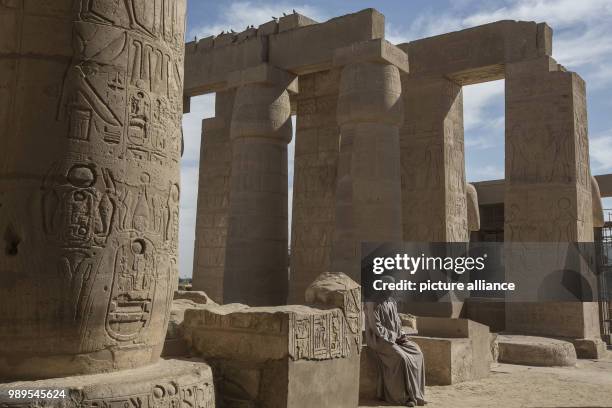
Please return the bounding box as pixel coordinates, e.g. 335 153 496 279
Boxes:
396 334 411 346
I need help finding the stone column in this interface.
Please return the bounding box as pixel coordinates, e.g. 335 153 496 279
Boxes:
288 69 341 303
223 65 295 306
0 0 186 379
192 90 235 302
400 76 468 242
330 40 408 281
505 56 601 347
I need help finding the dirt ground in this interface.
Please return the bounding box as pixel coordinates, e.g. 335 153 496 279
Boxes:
360 351 612 408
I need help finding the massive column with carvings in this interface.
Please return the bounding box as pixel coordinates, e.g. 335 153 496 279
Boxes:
504 56 601 351
330 39 407 281
0 0 186 379
223 65 294 306
400 77 467 242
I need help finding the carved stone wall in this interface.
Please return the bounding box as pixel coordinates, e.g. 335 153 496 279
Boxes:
401 76 468 242
288 70 341 303
192 90 235 302
0 0 186 380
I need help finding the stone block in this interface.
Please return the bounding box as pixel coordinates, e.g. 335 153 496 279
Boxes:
399 20 552 84
410 317 492 385
497 335 577 366
269 8 385 75
464 297 506 333
0 359 215 407
227 63 298 91
333 39 409 73
571 338 607 359
182 275 362 407
278 13 318 32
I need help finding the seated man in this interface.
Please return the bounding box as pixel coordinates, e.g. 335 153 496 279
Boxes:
365 276 426 407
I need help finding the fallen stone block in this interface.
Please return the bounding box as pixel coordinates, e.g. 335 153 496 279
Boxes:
183 272 362 408
497 335 577 366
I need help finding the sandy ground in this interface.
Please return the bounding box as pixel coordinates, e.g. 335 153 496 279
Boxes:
360 351 612 408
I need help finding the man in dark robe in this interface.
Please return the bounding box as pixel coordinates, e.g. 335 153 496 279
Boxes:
365 276 426 407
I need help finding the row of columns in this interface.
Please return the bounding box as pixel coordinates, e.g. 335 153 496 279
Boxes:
193 43 598 344
193 40 408 305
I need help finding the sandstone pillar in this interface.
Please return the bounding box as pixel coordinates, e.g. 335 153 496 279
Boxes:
400 76 468 242
0 0 186 379
505 57 600 342
330 40 408 281
288 69 341 303
192 90 235 302
223 65 294 305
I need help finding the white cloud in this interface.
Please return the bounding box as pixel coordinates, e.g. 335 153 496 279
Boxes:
466 164 505 182
463 80 505 132
590 132 612 174
189 1 328 39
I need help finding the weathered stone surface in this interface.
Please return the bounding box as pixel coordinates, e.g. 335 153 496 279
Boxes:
504 56 599 340
223 71 293 305
192 91 235 302
333 39 409 74
331 56 404 280
467 183 481 231
182 276 362 408
288 70 341 303
406 317 492 385
399 21 552 84
497 335 577 367
0 358 215 407
401 76 467 242
571 338 607 359
163 293 217 358
0 0 186 380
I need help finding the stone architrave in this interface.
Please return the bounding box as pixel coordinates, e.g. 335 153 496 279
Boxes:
192 90 235 302
330 39 407 281
504 56 600 342
223 64 294 306
0 0 186 380
289 69 341 303
400 76 468 242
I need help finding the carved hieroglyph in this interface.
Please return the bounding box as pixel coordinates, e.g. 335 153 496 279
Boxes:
0 0 186 379
0 359 215 408
401 77 468 242
504 57 598 339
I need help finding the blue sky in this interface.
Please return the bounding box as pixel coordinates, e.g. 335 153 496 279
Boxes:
179 0 612 277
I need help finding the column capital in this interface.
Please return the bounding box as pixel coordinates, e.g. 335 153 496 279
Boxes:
227 63 298 93
333 39 409 74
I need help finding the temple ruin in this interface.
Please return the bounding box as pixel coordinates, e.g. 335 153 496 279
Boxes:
0 3 610 408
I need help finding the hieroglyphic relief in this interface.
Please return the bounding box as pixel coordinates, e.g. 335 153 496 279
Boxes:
0 381 215 408
288 309 350 361
0 0 185 376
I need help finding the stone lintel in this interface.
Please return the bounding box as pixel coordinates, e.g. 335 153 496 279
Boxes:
279 13 318 32
399 20 553 84
184 9 384 96
227 64 298 92
333 39 409 73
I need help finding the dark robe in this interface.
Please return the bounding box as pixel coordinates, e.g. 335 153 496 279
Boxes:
365 298 426 405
